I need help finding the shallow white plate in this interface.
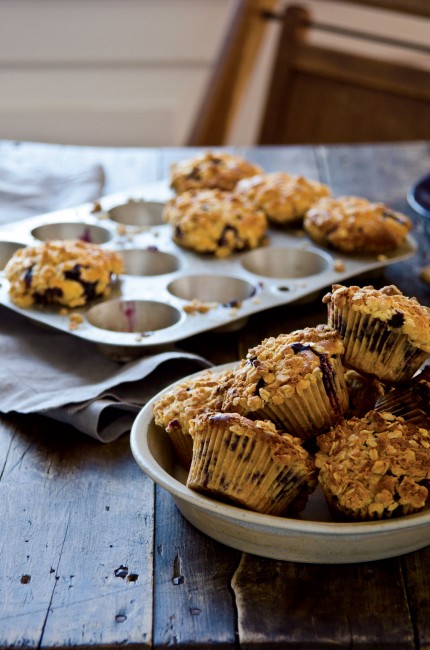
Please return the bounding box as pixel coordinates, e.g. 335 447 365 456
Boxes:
130 363 430 564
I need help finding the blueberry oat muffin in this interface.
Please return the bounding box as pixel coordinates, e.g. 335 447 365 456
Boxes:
323 284 430 383
170 151 262 194
374 366 430 429
162 188 268 257
304 196 412 253
5 240 123 309
235 172 330 225
152 367 236 468
221 325 349 440
316 411 430 521
187 411 317 515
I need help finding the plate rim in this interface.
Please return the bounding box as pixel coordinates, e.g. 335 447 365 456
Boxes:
130 362 430 539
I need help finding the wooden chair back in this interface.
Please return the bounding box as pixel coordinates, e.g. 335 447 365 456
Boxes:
259 3 430 144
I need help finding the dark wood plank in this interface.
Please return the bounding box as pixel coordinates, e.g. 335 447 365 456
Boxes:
0 414 153 648
153 486 240 649
401 548 430 650
232 554 415 649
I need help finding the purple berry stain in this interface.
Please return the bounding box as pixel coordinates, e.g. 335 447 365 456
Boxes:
121 301 137 332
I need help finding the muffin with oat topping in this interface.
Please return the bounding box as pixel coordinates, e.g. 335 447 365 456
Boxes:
170 151 262 194
187 411 317 515
5 240 123 309
374 366 430 429
221 325 349 440
235 172 330 225
152 367 236 468
304 196 412 253
315 410 430 521
323 284 430 383
162 188 268 258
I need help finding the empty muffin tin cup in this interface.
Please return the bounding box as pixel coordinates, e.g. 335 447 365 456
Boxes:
241 247 331 278
0 241 24 270
167 274 256 306
31 222 112 244
86 299 182 334
119 248 180 276
108 199 165 227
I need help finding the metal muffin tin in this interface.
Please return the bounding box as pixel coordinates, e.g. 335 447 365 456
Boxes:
0 180 417 358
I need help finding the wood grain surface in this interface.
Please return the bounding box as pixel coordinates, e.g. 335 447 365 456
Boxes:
1 141 430 648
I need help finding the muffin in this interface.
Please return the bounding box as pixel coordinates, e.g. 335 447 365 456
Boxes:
187 411 317 515
170 151 262 194
374 366 430 429
304 196 412 253
162 188 268 257
344 369 386 418
152 367 235 468
4 239 123 309
316 410 430 521
221 325 349 440
235 172 330 225
323 284 430 383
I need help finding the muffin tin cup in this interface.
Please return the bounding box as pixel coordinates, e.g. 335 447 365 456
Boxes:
0 180 417 357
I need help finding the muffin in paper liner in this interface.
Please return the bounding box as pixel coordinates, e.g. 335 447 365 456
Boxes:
187 411 317 516
221 325 349 441
315 411 430 521
374 366 430 429
152 367 236 469
323 284 430 383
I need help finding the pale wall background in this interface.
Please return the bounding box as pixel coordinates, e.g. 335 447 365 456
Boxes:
0 0 429 147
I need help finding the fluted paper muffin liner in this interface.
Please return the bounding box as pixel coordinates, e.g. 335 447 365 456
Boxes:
187 414 316 515
252 357 348 440
330 305 429 383
374 367 430 428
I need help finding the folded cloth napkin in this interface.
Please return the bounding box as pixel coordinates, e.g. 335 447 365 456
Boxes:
0 154 105 223
0 307 211 441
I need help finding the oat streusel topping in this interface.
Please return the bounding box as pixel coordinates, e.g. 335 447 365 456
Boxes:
316 411 430 519
163 188 268 257
222 325 345 413
304 196 412 253
153 368 236 436
5 240 123 309
235 172 330 224
323 284 430 353
170 151 262 194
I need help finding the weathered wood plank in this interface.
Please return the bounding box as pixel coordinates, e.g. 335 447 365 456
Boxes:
232 553 415 649
153 485 240 649
401 548 430 650
0 415 153 648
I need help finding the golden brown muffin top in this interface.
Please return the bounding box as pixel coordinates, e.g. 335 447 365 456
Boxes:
304 195 412 253
316 411 430 518
323 284 430 353
162 188 268 257
5 239 123 309
235 172 330 223
222 325 344 413
189 410 317 474
170 151 262 194
152 368 236 435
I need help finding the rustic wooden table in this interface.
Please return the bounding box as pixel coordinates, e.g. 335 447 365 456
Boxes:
1 141 430 649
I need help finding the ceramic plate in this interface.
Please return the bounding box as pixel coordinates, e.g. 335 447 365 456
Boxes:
130 363 430 564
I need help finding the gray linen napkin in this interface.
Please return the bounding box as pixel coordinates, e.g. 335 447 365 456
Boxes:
0 155 105 223
0 308 211 441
